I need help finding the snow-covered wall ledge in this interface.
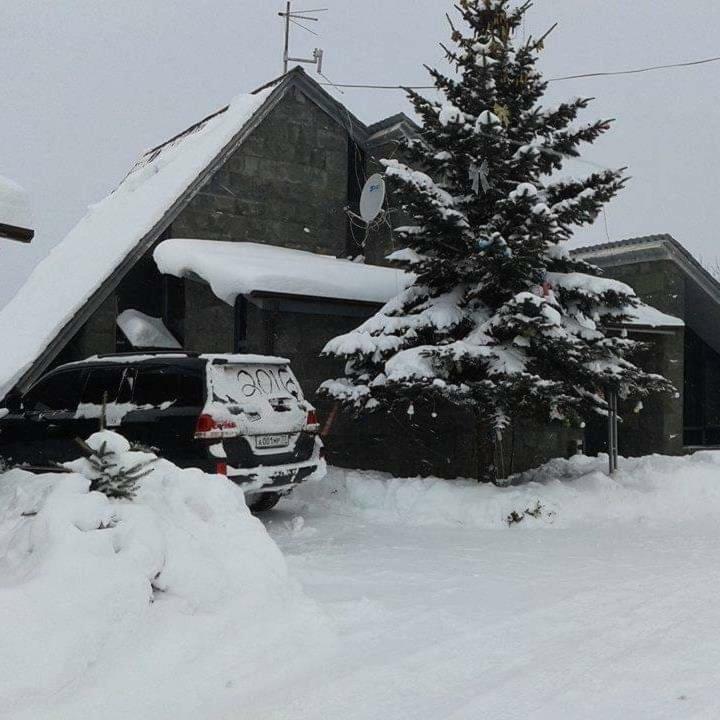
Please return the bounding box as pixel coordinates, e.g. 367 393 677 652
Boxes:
153 238 411 306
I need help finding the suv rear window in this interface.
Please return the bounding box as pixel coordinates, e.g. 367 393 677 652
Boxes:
25 369 86 412
132 366 204 407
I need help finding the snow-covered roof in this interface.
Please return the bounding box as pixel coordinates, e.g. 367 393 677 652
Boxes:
626 303 684 329
154 239 410 305
0 87 274 398
0 174 33 241
0 67 386 397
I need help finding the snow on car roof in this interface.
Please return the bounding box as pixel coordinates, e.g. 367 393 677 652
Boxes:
0 88 273 399
153 239 411 305
61 352 290 367
200 354 290 365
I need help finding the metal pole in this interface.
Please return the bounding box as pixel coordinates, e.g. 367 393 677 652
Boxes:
607 391 614 474
607 388 619 474
283 1 291 74
613 392 619 471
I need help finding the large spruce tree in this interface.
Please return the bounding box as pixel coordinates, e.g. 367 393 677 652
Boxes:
321 0 672 478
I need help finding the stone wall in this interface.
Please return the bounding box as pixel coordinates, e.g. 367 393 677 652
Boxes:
183 281 234 353
586 258 686 457
172 87 349 256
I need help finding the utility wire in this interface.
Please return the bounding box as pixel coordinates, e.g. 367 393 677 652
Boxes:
550 54 720 81
318 53 720 90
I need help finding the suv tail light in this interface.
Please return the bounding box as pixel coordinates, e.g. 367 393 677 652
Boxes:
194 413 237 439
305 409 320 432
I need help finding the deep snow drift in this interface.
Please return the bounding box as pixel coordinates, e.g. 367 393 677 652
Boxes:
4 448 720 719
0 432 328 720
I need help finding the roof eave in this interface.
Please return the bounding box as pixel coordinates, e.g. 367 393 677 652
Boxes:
575 234 720 308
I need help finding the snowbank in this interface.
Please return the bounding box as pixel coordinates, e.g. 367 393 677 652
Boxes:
293 452 720 529
0 432 328 720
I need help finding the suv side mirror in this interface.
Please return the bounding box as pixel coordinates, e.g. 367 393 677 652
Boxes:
3 390 22 412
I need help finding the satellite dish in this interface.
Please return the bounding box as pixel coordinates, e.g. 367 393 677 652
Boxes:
359 173 386 223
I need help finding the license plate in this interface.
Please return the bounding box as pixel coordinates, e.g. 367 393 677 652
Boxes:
255 434 290 449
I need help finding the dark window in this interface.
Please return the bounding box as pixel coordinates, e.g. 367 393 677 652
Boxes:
234 296 248 353
132 367 204 407
24 370 86 412
82 367 127 405
683 327 720 446
163 275 185 345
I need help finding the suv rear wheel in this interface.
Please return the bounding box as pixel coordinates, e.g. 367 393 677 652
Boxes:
246 492 281 513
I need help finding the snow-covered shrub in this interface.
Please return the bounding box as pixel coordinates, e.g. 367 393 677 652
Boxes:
506 500 553 526
67 431 154 500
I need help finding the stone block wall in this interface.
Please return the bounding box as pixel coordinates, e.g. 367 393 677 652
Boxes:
183 281 234 353
586 257 686 456
171 88 349 256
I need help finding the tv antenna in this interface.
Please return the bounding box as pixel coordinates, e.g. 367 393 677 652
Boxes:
279 2 327 75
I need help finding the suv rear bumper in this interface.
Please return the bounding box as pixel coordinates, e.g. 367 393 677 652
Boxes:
226 437 326 493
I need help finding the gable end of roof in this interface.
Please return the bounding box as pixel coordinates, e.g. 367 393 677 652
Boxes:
575 233 720 306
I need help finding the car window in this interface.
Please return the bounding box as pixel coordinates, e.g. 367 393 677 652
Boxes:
132 366 204 407
81 366 126 405
24 370 86 412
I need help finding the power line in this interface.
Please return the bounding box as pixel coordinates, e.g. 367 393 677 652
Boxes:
318 53 720 90
549 54 720 81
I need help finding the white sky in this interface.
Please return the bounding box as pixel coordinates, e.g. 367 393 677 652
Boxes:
2 0 719 307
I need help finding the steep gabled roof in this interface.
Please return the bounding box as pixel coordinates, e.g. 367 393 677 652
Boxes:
0 67 371 397
366 112 420 139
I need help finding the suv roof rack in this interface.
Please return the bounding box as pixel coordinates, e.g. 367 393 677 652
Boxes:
94 350 200 359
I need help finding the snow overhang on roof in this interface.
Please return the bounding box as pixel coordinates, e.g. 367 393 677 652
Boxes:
153 239 410 306
0 175 34 242
623 303 684 329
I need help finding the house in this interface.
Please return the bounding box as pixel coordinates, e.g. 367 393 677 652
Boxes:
576 234 720 456
0 67 714 476
0 67 417 400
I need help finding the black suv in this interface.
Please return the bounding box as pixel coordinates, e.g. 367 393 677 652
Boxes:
0 352 325 511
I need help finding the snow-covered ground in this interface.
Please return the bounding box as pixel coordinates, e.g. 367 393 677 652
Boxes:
3 449 720 718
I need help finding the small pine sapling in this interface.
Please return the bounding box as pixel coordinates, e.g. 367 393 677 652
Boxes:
74 437 154 501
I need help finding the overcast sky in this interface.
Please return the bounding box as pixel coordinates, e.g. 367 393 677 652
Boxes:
2 0 719 307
